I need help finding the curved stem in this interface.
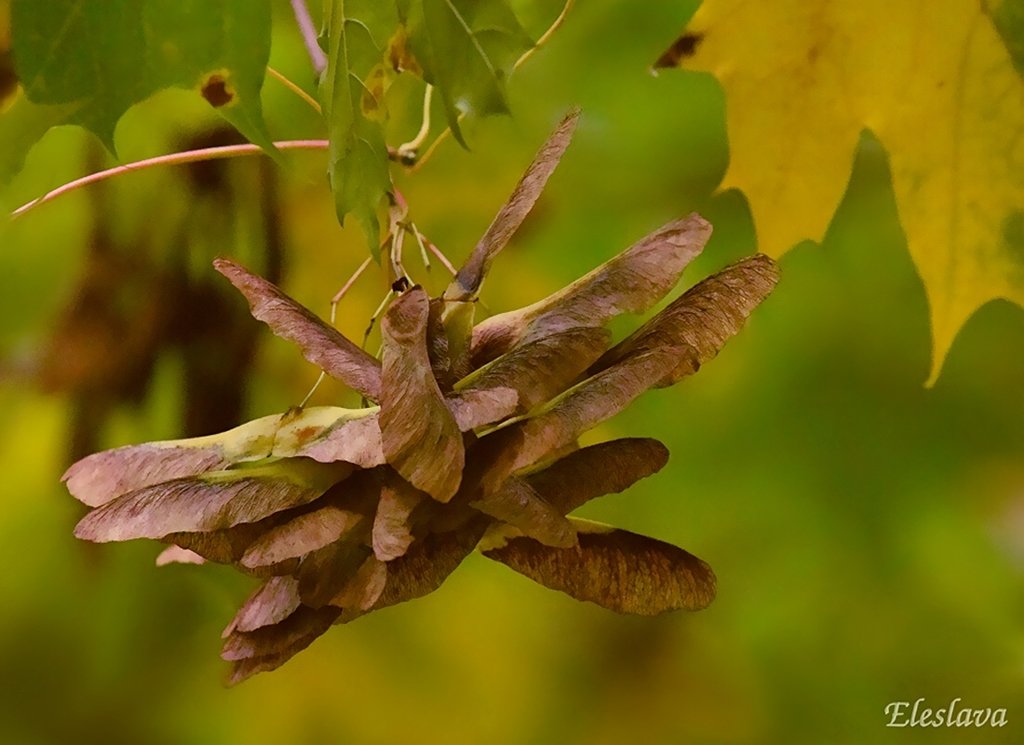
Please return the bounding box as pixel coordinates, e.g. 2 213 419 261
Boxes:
9 140 329 221
395 85 434 162
267 66 322 114
515 0 575 71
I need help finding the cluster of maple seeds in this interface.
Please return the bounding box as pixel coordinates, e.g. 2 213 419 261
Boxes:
65 111 778 684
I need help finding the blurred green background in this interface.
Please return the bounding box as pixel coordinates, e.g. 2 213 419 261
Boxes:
1 2 1022 744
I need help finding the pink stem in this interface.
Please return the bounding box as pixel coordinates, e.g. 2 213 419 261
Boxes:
291 0 328 73
9 139 329 220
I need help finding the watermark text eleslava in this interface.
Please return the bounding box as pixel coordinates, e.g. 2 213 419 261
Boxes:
885 698 1007 728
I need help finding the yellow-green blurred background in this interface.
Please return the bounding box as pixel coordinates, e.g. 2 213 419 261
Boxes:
1 2 1022 743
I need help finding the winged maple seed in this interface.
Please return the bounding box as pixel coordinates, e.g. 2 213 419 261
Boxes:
65 110 780 684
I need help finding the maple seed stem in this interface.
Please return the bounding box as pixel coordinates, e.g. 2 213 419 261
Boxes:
267 66 322 114
291 0 327 73
363 290 395 349
9 140 329 221
331 256 374 322
395 85 434 163
298 255 374 409
516 0 575 71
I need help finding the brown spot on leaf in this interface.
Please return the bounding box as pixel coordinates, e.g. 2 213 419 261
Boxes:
360 64 391 122
201 73 235 107
387 26 422 75
289 426 323 449
654 33 705 69
0 50 18 107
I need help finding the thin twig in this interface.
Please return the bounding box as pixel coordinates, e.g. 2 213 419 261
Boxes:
409 222 431 270
9 140 329 221
299 255 374 409
408 0 575 172
387 192 411 282
299 372 326 409
331 256 373 322
291 0 328 73
363 290 395 349
267 66 322 114
415 230 457 276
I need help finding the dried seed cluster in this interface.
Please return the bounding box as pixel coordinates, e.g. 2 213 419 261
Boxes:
65 111 778 684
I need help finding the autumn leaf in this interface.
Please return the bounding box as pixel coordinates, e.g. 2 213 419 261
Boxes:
657 0 1024 381
9 0 275 155
0 90 78 185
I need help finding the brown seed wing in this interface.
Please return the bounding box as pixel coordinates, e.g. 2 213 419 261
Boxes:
364 518 490 615
380 288 464 502
74 460 350 542
221 604 341 686
446 387 520 430
214 258 382 400
446 109 580 301
501 346 692 477
63 444 229 508
223 576 303 637
455 326 610 414
483 519 716 614
241 506 369 569
592 254 779 385
470 214 712 364
372 473 428 561
525 438 670 515
470 477 577 548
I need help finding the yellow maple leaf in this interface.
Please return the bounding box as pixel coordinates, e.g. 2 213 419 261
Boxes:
658 0 1024 382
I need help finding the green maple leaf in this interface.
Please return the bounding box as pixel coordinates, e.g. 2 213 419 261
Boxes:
10 0 274 157
402 0 532 146
320 0 396 258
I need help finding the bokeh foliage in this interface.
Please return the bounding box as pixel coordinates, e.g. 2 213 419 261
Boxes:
0 1 1022 744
